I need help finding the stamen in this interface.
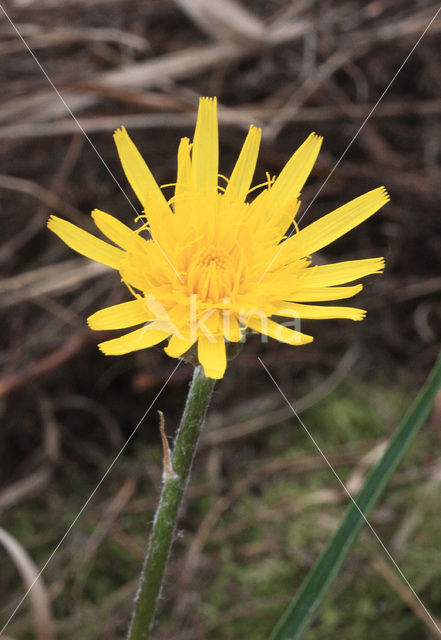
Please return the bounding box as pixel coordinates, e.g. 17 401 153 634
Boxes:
186 244 236 302
134 213 149 224
265 172 274 188
247 175 276 196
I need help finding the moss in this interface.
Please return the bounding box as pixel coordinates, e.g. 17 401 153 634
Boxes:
4 376 440 639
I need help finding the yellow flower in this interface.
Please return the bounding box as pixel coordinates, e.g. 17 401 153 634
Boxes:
48 97 388 379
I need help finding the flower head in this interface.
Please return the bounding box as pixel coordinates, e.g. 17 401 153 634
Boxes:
48 97 388 379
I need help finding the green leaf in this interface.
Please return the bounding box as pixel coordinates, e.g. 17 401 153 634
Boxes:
269 351 441 640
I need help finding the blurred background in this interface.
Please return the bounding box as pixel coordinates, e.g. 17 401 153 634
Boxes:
1 1 440 638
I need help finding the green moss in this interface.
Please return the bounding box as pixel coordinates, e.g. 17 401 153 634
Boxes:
4 376 440 640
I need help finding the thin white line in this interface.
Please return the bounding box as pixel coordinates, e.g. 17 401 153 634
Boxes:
258 356 441 636
0 360 182 635
257 5 441 283
0 3 183 284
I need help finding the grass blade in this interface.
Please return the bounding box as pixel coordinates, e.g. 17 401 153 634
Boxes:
269 351 441 640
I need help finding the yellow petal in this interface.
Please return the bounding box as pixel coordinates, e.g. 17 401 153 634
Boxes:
304 257 385 287
292 284 362 302
175 137 193 203
198 334 226 379
47 215 124 269
92 209 148 252
192 97 218 195
276 302 366 321
287 187 389 257
247 316 313 345
113 127 171 216
119 259 150 292
225 126 261 202
164 334 195 358
198 308 221 338
222 315 243 342
267 133 322 217
98 324 170 355
88 298 152 330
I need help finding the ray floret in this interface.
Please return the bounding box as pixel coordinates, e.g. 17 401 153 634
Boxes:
48 97 388 379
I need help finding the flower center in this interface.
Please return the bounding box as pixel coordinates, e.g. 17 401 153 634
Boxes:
187 245 235 302
196 246 232 271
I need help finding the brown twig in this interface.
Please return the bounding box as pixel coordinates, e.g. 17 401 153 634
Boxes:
0 332 89 397
0 174 84 225
372 555 441 636
0 527 56 640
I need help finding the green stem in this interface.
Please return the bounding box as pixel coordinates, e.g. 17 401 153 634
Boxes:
127 365 216 640
268 350 441 640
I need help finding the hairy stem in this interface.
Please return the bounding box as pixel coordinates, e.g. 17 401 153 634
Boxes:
127 365 216 640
